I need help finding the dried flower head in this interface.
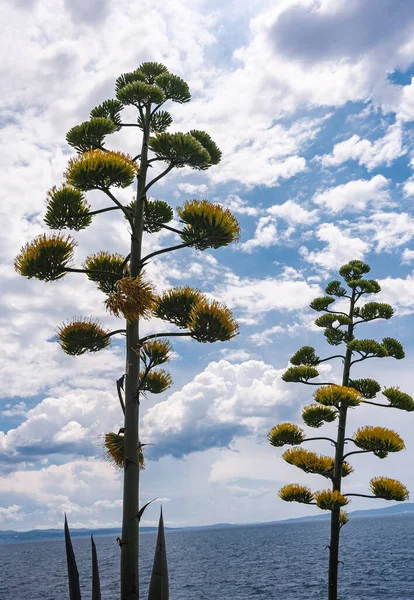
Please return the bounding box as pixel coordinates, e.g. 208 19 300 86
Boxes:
105 274 156 322
14 233 76 281
57 318 110 355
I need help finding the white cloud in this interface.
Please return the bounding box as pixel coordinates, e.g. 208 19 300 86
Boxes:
300 223 370 270
239 217 279 253
142 359 292 457
403 176 414 198
177 183 209 195
312 175 391 214
317 125 405 170
378 273 414 315
220 195 262 216
267 199 318 224
215 271 321 317
402 249 414 264
357 212 414 252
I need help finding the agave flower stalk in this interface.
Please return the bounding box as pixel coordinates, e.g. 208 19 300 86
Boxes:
15 62 240 600
268 260 413 600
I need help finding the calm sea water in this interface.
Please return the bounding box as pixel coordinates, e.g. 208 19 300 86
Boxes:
0 514 413 600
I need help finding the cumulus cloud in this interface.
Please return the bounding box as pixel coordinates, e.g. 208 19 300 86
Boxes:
312 175 391 213
142 359 292 458
317 125 405 170
356 212 414 252
300 223 370 270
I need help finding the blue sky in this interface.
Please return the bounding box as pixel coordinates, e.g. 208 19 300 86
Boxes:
2 0 414 530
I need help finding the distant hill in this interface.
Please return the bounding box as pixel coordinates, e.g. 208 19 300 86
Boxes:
1 503 414 543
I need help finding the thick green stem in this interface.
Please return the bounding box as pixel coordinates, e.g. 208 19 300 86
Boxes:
328 289 355 600
120 104 150 600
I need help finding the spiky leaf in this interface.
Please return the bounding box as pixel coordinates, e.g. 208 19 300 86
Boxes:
149 132 212 169
66 117 117 153
91 535 101 600
64 516 81 600
14 233 76 281
65 149 138 191
282 365 319 383
44 185 92 231
347 279 381 294
188 299 239 343
315 489 349 510
155 72 191 103
105 274 156 322
104 432 145 470
139 110 173 133
324 328 347 346
177 199 240 249
268 423 305 447
83 251 125 294
148 508 169 600
57 319 110 355
144 199 174 233
382 387 414 411
137 62 169 83
370 476 409 501
315 314 351 328
290 346 320 366
155 286 204 328
278 484 314 504
314 385 362 408
358 302 393 321
349 378 381 399
353 426 405 458
90 99 123 130
302 404 337 428
115 70 146 92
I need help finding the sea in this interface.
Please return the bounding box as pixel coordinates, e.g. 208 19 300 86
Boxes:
0 513 413 600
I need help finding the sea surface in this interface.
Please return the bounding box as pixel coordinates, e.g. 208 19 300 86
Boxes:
0 513 413 599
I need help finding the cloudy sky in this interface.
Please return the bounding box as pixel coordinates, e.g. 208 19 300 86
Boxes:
2 0 414 531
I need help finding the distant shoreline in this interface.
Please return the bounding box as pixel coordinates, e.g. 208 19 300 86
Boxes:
1 502 414 543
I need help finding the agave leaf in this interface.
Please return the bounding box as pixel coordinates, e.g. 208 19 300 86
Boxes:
148 508 169 600
64 515 81 600
137 498 157 523
91 535 101 600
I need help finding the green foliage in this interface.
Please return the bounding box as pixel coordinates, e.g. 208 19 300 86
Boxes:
314 314 351 328
315 490 349 510
115 70 146 92
325 280 347 297
139 339 173 367
104 432 145 470
339 260 371 282
64 516 81 600
155 72 191 103
126 199 174 233
44 185 92 231
357 302 393 321
267 423 305 447
149 132 212 169
314 385 362 407
370 476 409 501
290 346 320 366
140 369 172 394
65 149 138 191
66 118 117 153
309 296 335 311
14 233 76 281
324 328 347 346
188 299 239 343
148 509 169 600
282 448 353 479
155 286 204 328
278 484 314 504
139 110 173 133
348 279 381 294
353 426 405 458
90 99 123 130
349 378 381 399
136 62 169 83
302 404 337 428
116 81 166 106
57 318 110 355
83 251 125 294
177 199 240 249
189 130 222 165
348 338 388 358
382 337 405 359
382 387 414 411
282 365 319 383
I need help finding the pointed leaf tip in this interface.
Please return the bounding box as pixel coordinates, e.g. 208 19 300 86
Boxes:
64 517 81 600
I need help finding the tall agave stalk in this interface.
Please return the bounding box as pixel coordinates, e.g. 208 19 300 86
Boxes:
267 260 413 600
15 62 240 599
